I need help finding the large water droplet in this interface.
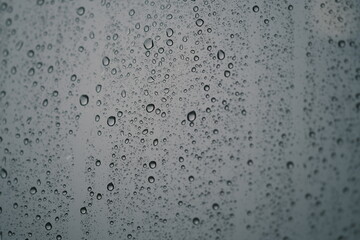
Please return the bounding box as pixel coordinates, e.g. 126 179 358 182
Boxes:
102 56 110 66
30 187 37 195
144 38 154 50
79 95 89 106
0 168 7 179
192 217 200 225
149 161 157 169
76 7 85 16
107 116 116 127
45 222 52 230
80 207 87 214
217 50 225 60
107 182 114 191
195 19 204 27
146 104 155 113
148 176 155 183
187 111 196 122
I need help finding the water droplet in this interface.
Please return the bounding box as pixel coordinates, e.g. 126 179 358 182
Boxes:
149 161 157 169
195 19 204 27
96 84 102 93
45 222 52 230
107 182 114 191
144 38 154 50
76 7 85 16
188 176 194 182
102 56 110 66
107 116 116 127
166 28 174 37
217 50 225 60
286 161 294 169
148 176 155 183
253 5 259 13
224 70 230 77
121 90 127 98
42 99 48 107
338 40 345 48
79 95 89 106
0 168 7 178
30 187 37 195
129 9 135 16
146 104 155 113
80 207 87 214
192 217 200 225
212 203 219 210
187 111 196 122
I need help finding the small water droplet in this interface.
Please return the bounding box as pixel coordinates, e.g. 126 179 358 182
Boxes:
253 5 259 13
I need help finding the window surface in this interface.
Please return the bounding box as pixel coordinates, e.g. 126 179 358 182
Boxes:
0 0 359 239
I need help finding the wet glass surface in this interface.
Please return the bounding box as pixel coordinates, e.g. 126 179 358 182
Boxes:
0 0 360 239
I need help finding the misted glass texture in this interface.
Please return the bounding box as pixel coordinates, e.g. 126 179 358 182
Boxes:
0 0 359 239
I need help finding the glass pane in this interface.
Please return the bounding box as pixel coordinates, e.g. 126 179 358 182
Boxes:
1 0 359 239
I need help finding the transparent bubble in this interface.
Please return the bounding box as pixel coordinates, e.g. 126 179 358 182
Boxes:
253 5 259 12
